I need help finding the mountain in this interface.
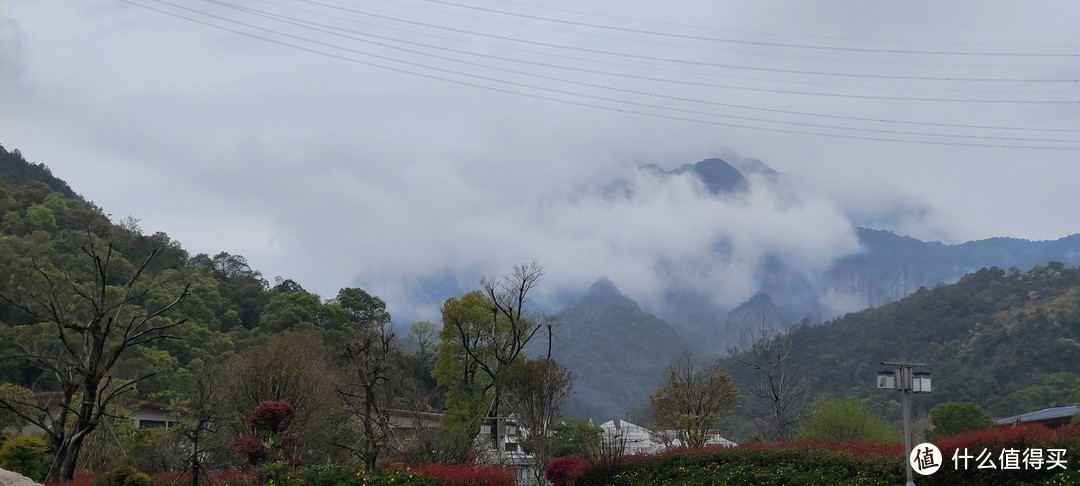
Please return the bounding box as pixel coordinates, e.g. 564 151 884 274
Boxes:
722 262 1080 441
642 157 749 194
0 144 78 198
824 228 1080 312
548 278 700 420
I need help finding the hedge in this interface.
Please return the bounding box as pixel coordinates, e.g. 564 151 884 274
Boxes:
574 441 904 485
572 425 1080 485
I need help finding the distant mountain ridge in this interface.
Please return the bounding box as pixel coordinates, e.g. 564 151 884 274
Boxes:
640 157 1080 350
642 157 749 194
721 262 1080 441
547 277 698 420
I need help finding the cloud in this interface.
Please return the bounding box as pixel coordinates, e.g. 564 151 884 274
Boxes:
0 13 28 86
2 0 1078 321
301 160 865 319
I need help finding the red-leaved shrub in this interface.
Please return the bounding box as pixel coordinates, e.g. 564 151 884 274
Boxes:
917 423 1080 486
246 398 296 433
232 435 269 464
43 473 94 486
148 469 261 486
546 455 588 486
407 463 515 486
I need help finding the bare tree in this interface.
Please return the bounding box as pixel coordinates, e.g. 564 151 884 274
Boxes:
174 362 221 486
222 332 340 465
337 318 399 471
501 359 574 485
0 232 190 480
728 316 811 442
442 262 555 453
587 422 627 485
650 352 738 449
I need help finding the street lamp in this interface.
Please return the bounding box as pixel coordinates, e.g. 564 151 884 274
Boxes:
878 360 930 486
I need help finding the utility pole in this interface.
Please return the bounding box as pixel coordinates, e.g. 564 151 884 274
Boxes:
878 360 931 486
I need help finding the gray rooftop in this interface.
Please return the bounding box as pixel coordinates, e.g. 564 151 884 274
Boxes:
995 405 1080 425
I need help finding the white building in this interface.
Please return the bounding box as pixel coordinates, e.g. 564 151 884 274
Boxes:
598 419 666 455
479 415 540 485
598 419 736 456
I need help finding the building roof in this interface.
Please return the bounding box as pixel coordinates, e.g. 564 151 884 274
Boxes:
386 409 443 421
996 405 1080 425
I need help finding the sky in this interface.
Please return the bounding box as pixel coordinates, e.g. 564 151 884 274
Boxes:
1 0 1078 318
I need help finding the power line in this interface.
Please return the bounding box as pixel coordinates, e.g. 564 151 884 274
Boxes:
475 0 1076 49
419 0 1079 58
257 0 1075 84
121 0 1080 150
208 0 1080 140
203 0 1078 106
286 0 1064 70
243 1 1077 96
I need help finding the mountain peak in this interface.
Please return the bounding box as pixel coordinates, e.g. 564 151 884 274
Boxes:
581 277 639 309
733 158 779 180
674 158 748 194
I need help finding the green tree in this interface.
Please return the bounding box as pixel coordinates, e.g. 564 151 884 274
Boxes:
797 396 897 443
434 263 554 456
408 320 438 363
1 210 23 234
552 419 601 457
433 291 496 460
927 402 994 439
259 290 322 332
25 204 56 232
335 287 391 326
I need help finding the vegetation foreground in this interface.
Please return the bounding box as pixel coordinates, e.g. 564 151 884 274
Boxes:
21 423 1078 485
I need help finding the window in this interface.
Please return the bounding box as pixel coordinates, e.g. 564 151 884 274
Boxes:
504 442 518 452
138 419 171 428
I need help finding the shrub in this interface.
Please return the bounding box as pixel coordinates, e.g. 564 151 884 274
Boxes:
575 441 904 486
95 464 151 486
44 473 95 486
368 467 439 486
408 463 516 486
149 470 265 486
921 423 1080 486
927 402 994 440
231 435 268 464
247 399 296 433
0 434 52 481
299 464 357 486
546 455 588 486
798 396 897 443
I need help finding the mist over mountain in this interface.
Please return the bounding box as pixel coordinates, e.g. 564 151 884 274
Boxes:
389 156 1080 357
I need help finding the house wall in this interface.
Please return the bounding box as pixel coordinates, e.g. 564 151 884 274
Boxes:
131 408 180 429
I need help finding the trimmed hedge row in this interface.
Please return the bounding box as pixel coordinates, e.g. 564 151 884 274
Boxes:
574 425 1080 485
919 423 1080 486
574 442 904 486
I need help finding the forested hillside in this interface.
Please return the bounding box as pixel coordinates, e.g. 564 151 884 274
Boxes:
0 144 443 479
548 278 698 420
724 261 1080 440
